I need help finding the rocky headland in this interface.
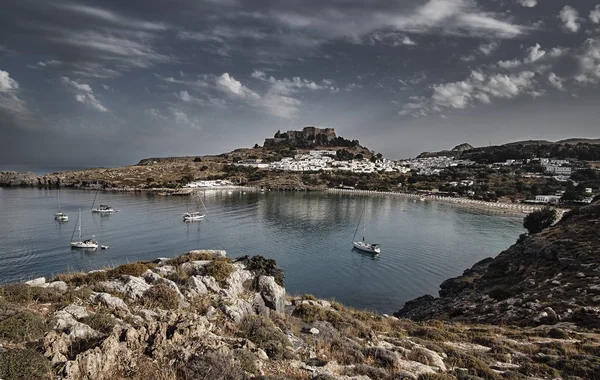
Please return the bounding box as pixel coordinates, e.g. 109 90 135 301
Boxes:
2 203 600 379
395 202 600 331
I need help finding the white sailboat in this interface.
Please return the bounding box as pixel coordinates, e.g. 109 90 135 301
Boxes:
183 194 208 222
352 206 381 254
54 187 69 222
91 190 114 213
70 209 98 249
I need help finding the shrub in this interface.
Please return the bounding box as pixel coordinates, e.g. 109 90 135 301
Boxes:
523 207 557 234
108 263 150 278
205 258 234 286
488 287 512 301
234 349 257 375
0 349 52 380
547 328 569 339
82 311 115 334
238 255 285 286
349 364 388 380
330 337 364 365
362 347 397 368
418 374 457 380
0 311 47 342
169 251 215 265
239 315 289 359
141 283 180 310
177 351 244 380
0 284 65 304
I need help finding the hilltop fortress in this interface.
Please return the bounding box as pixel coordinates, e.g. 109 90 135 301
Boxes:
263 126 337 148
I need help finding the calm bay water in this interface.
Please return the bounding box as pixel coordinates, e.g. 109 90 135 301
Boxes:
0 188 524 314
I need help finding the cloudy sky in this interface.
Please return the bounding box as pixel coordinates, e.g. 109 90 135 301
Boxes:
1 0 599 167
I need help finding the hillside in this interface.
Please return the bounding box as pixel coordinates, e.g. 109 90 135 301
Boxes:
419 138 600 161
396 201 600 331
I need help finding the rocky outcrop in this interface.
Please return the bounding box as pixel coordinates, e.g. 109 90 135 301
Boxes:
396 202 600 328
3 249 600 380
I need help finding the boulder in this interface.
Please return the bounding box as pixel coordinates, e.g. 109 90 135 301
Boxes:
98 275 152 300
226 268 254 297
43 281 68 292
53 310 99 340
202 276 222 293
25 277 46 286
406 346 446 371
257 276 285 313
186 249 227 258
223 299 254 323
93 292 130 312
180 260 212 275
153 265 176 277
186 275 209 297
63 305 90 320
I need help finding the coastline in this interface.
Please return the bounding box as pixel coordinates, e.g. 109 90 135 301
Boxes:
326 187 570 215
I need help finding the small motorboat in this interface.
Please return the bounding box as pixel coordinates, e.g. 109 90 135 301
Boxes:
55 212 69 222
92 204 114 213
183 211 205 222
101 245 109 250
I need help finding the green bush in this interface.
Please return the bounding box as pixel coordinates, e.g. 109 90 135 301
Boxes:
0 349 52 380
205 258 234 286
169 251 214 265
0 311 47 342
523 207 557 234
0 283 64 304
141 283 180 310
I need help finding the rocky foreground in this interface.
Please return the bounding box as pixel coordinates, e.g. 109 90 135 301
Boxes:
2 205 600 379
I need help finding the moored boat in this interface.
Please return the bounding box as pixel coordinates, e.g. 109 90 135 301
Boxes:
70 209 98 249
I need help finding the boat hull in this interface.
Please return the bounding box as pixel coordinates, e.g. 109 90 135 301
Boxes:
71 241 98 249
92 209 113 213
55 213 69 221
353 241 381 254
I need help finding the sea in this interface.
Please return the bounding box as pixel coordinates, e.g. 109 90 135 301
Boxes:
0 188 524 314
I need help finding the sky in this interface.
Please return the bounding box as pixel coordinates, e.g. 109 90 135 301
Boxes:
0 0 599 167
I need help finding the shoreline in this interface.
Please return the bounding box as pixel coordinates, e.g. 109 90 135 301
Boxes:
326 187 570 216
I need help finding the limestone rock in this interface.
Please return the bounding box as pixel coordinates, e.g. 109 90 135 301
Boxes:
53 310 99 340
186 275 209 297
223 299 254 323
180 260 212 275
186 249 227 258
257 275 285 313
153 265 176 277
93 292 129 312
202 276 222 293
98 275 152 300
406 346 446 371
25 277 46 286
225 268 254 297
43 281 69 292
63 305 91 320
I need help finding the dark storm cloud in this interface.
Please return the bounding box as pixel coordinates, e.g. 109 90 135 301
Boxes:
0 0 599 167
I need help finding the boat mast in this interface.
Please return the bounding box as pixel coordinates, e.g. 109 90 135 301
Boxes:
70 210 80 242
353 206 365 241
91 190 98 210
57 188 61 213
78 209 83 240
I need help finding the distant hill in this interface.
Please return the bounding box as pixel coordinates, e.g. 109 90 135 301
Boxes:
419 138 600 161
451 143 473 151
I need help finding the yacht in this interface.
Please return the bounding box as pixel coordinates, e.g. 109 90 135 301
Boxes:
70 209 98 249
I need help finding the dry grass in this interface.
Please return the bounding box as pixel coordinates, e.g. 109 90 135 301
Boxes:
141 284 180 310
205 258 234 286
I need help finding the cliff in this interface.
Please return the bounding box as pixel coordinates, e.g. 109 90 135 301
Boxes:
396 201 600 330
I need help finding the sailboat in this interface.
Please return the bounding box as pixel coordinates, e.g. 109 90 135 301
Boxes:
352 206 381 254
91 190 114 213
70 209 98 249
54 187 69 222
183 194 208 222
